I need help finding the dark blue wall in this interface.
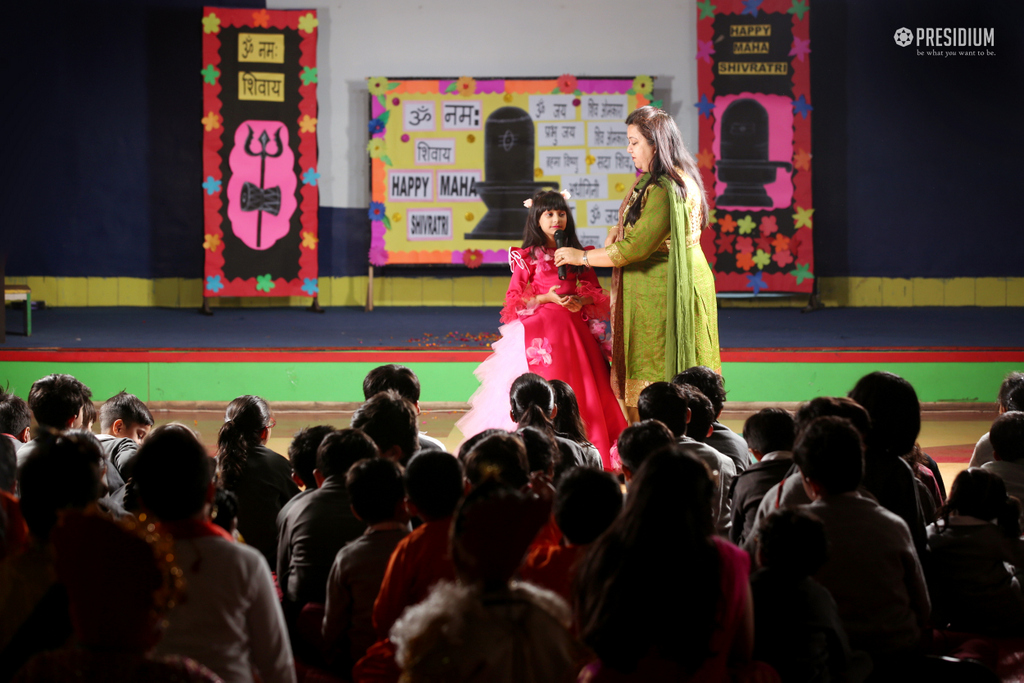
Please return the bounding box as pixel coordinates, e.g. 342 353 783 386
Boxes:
3 0 1022 280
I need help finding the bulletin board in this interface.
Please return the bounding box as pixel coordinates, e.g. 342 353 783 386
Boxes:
367 76 653 267
200 7 320 298
696 0 814 294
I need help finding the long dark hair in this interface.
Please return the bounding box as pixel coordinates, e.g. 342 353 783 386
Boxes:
576 445 719 673
940 468 1021 538
521 191 585 272
217 395 273 491
510 373 556 435
623 106 709 231
847 371 920 461
550 379 589 445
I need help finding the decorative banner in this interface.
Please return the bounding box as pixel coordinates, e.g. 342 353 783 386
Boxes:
697 0 813 294
201 7 319 298
367 77 651 267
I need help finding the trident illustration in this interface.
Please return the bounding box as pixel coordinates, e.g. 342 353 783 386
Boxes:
240 125 284 248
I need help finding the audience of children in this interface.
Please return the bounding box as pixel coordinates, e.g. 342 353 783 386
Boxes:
3 364 1024 682
970 372 1024 468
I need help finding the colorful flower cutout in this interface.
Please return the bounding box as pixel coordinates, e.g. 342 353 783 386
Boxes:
455 76 476 96
201 112 222 132
555 74 578 94
697 0 717 19
735 252 755 271
300 66 318 86
747 271 768 294
202 176 221 195
301 278 319 295
202 12 221 34
252 9 270 28
201 64 220 85
368 77 389 96
526 338 553 366
760 215 778 236
367 139 392 165
298 13 318 34
255 274 276 293
302 168 320 186
718 214 737 234
735 236 754 254
299 115 317 134
736 215 756 235
203 233 222 251
793 206 815 229
629 75 653 96
790 262 814 284
205 275 224 293
752 249 771 269
463 250 483 269
368 202 386 222
772 249 794 267
301 231 318 249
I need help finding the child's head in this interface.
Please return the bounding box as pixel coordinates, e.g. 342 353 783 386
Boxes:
672 366 726 419
522 190 582 252
80 401 97 433
991 411 1024 464
509 373 556 431
549 379 589 444
795 396 870 440
617 419 676 478
351 390 419 464
1004 384 1024 413
554 467 623 546
211 487 238 536
457 428 507 463
636 382 688 437
19 432 105 540
848 371 920 459
0 386 32 442
134 423 214 523
346 457 405 525
755 508 828 577
942 468 1022 538
316 428 379 483
362 364 421 406
288 425 334 490
464 432 529 489
218 395 273 490
404 450 464 522
28 373 92 431
998 372 1024 412
516 426 557 477
678 385 715 443
98 391 154 443
743 408 796 458
793 416 864 497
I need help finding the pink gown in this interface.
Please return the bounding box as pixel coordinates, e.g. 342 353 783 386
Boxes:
457 246 627 469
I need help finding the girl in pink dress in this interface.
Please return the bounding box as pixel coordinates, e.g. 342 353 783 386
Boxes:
457 190 627 469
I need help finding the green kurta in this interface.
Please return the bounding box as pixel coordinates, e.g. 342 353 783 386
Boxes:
607 173 720 406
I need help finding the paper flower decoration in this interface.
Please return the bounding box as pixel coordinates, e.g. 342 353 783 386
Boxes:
368 202 386 221
368 77 390 96
367 138 390 164
201 112 222 132
737 215 756 235
718 214 737 234
301 231 318 249
772 249 794 267
632 75 653 95
205 275 224 293
735 236 754 254
369 246 389 266
760 215 778 236
252 9 270 28
455 76 476 96
298 13 318 34
202 12 221 34
556 74 578 93
463 249 483 269
697 149 715 169
301 168 320 186
299 115 317 134
790 262 814 284
772 234 790 251
792 94 813 119
255 274 276 293
526 338 553 366
368 116 386 135
756 235 773 253
707 208 717 225
300 66 318 86
200 64 220 85
752 249 771 269
202 176 221 195
794 148 812 171
301 278 319 295
793 206 815 229
203 233 222 251
735 251 755 271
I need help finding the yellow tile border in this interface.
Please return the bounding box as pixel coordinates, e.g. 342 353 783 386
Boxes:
6 276 1024 308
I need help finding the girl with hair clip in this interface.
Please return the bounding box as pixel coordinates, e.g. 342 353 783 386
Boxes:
217 395 298 567
926 468 1024 634
457 190 626 469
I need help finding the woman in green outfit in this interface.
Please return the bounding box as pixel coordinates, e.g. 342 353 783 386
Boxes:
555 106 720 416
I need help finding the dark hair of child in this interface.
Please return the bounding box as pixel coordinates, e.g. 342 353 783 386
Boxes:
999 372 1024 410
346 457 405 525
351 390 418 464
211 487 238 535
18 431 104 540
317 428 380 480
0 386 31 437
457 428 506 463
991 411 1024 463
793 416 865 496
672 366 726 417
463 432 529 489
678 384 714 443
217 395 273 491
616 419 675 474
521 191 585 272
288 425 335 489
555 467 623 546
517 426 557 476
549 379 590 445
636 382 689 437
135 423 214 522
28 373 92 430
794 396 871 441
80 401 97 431
847 371 920 460
743 408 796 455
509 373 557 433
363 364 421 403
939 468 1021 539
1004 384 1024 413
99 391 154 431
576 445 718 674
0 438 16 493
755 508 828 577
404 450 464 521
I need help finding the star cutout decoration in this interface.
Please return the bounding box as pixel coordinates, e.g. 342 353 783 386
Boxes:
755 235 773 253
200 64 220 85
707 208 717 225
255 274 276 293
793 206 815 229
697 149 715 169
252 9 270 28
794 148 811 171
790 262 814 284
202 176 221 195
299 115 317 134
697 0 717 20
300 66 318 86
718 214 737 234
741 0 762 16
788 0 809 21
737 215 756 235
201 12 221 34
747 271 768 294
696 40 715 64
301 278 319 296
201 112 221 132
716 233 735 254
694 94 715 119
792 94 813 119
301 231 318 250
302 168 321 186
790 36 811 61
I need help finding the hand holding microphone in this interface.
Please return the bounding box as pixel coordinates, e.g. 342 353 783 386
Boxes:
554 230 567 280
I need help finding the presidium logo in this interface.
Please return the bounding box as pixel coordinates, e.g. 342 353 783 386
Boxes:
894 26 996 56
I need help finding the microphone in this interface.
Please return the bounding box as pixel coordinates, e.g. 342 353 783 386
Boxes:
554 230 567 280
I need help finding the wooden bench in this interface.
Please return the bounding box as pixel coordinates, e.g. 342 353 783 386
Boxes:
4 284 31 336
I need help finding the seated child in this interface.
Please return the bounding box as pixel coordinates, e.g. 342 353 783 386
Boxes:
926 467 1024 634
363 364 446 453
96 391 154 494
751 508 870 683
677 385 716 443
673 366 751 471
322 457 409 674
351 390 419 465
616 419 675 483
969 372 1024 468
0 387 31 448
730 408 796 546
980 410 1024 502
17 374 91 467
277 424 334 523
796 416 930 661
463 432 530 490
